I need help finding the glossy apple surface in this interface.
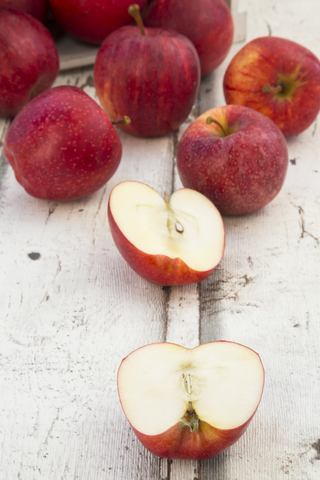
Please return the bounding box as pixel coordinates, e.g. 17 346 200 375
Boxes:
108 181 225 286
0 8 59 118
0 0 48 22
94 24 200 137
145 0 234 76
118 341 265 460
4 86 122 201
49 0 147 44
176 105 289 216
223 36 320 137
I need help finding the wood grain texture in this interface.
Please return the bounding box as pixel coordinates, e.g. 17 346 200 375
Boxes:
0 0 320 479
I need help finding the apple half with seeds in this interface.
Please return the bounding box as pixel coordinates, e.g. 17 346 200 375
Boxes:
108 181 225 286
117 341 265 460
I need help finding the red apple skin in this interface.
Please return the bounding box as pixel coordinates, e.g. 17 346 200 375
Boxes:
0 0 48 22
131 412 254 460
3 86 122 201
144 0 234 76
223 37 320 137
176 105 289 216
48 0 147 44
108 185 224 286
118 341 265 460
0 8 59 118
94 27 200 137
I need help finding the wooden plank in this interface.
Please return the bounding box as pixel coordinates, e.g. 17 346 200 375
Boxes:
198 0 320 478
0 70 173 480
0 67 204 480
164 283 200 480
56 34 99 71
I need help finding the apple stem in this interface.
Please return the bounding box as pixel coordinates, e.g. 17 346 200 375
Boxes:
206 116 229 136
128 4 146 35
164 192 170 204
262 84 283 94
164 192 184 235
110 116 131 126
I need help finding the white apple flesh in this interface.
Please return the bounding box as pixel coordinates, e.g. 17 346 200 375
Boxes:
108 181 225 286
118 341 265 460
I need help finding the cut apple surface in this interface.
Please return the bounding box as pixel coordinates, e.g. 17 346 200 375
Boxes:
108 181 225 286
118 341 265 460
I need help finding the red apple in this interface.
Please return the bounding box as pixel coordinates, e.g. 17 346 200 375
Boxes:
144 0 234 76
118 341 265 460
0 8 59 118
4 86 123 201
176 105 289 216
108 181 225 286
223 37 320 137
94 5 200 137
0 0 48 22
48 0 147 44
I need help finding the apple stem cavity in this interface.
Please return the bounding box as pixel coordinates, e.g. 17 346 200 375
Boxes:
111 116 131 126
164 192 184 235
181 402 200 432
180 374 200 432
206 116 229 137
262 84 283 95
128 4 146 35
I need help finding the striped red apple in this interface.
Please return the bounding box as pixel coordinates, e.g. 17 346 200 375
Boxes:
145 0 234 76
0 8 59 118
94 4 200 137
223 37 320 137
177 104 289 216
4 86 124 201
49 0 148 44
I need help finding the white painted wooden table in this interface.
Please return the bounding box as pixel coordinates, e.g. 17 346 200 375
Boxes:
1 0 320 478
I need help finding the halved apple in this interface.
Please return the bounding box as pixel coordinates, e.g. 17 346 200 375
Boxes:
117 341 265 460
107 181 225 286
